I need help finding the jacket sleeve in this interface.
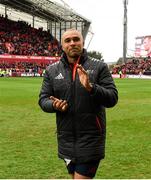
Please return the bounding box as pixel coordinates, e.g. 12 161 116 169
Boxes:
90 62 118 108
38 68 55 113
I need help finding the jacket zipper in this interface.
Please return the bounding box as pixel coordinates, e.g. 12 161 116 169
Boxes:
71 56 80 162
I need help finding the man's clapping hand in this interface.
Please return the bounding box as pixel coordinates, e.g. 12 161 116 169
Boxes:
50 96 68 112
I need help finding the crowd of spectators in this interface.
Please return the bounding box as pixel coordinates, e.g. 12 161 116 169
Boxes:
112 57 151 75
0 15 62 56
0 14 63 76
0 61 48 77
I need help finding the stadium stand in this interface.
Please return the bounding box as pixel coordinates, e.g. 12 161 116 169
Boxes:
112 57 151 76
0 0 91 77
0 14 61 76
0 15 61 56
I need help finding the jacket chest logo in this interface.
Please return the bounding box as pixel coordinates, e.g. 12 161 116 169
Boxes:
55 73 64 79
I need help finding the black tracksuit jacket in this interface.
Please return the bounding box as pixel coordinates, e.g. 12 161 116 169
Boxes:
38 50 118 163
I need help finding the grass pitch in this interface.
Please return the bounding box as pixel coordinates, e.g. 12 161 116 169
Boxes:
0 77 151 178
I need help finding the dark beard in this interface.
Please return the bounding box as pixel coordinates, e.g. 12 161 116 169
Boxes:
68 49 82 58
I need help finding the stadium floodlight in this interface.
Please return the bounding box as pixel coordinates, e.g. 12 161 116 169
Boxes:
123 0 128 64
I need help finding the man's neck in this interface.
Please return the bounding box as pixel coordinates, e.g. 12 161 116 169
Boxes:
67 56 80 64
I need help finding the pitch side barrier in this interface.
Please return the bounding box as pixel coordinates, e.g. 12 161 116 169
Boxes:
112 74 151 79
0 55 60 77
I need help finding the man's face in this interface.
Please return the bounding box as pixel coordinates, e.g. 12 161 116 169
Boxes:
61 30 84 59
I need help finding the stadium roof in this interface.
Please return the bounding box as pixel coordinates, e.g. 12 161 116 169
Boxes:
0 0 91 23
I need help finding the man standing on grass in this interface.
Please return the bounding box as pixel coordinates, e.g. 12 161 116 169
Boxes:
38 29 118 179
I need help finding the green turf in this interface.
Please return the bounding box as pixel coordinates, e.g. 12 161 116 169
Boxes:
0 77 151 178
